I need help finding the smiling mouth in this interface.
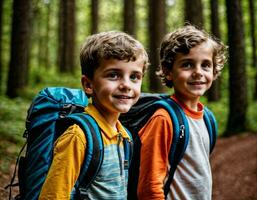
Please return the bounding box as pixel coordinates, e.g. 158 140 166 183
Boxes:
113 95 132 99
188 81 206 85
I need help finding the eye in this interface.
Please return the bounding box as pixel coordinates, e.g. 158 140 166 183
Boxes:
202 62 213 70
107 72 119 80
181 62 192 69
130 73 142 82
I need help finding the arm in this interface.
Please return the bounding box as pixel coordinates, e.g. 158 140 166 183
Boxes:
39 125 86 200
137 109 173 200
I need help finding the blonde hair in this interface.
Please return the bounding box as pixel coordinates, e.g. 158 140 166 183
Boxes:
80 31 149 79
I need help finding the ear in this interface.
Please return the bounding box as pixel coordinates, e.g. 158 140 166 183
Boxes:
165 71 173 81
162 67 173 81
212 70 218 81
81 75 93 96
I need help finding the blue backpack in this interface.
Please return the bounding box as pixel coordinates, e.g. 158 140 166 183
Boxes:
119 93 218 200
7 87 132 200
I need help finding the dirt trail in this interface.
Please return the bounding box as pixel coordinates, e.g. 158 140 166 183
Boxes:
211 133 257 200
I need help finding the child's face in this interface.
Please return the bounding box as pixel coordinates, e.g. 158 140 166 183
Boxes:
83 58 144 117
168 42 214 102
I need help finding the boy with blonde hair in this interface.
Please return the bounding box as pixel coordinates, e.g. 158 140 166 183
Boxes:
39 31 148 199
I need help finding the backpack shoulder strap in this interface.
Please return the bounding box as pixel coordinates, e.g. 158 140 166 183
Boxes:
123 128 133 170
56 113 104 199
203 107 218 154
156 98 190 198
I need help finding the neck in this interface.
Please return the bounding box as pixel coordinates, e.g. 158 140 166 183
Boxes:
93 103 119 131
174 93 200 111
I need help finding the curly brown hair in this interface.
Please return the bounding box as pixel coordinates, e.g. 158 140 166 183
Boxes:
158 25 227 88
80 31 149 79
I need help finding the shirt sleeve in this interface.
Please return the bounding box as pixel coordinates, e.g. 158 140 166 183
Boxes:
137 108 173 200
39 124 86 200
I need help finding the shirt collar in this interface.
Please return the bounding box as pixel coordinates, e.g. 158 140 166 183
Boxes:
84 104 130 140
171 95 204 119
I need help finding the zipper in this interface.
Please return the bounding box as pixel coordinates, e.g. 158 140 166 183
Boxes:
179 125 185 138
117 132 123 176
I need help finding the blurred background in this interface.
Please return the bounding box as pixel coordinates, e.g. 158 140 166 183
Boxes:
0 0 256 199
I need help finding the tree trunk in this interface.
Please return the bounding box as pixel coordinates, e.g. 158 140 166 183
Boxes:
91 0 98 34
225 0 247 135
123 0 135 36
184 0 204 28
207 0 221 102
34 3 44 70
148 0 166 92
248 0 257 100
0 0 3 94
57 0 76 74
44 2 51 69
255 74 257 100
6 0 32 98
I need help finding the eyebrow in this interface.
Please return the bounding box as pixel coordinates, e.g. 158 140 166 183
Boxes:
179 58 213 63
103 68 143 74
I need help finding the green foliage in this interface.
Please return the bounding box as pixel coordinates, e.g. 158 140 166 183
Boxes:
0 96 28 144
0 137 21 173
100 0 123 31
204 97 229 136
0 102 26 171
166 0 184 30
136 0 149 45
247 101 257 132
29 67 82 89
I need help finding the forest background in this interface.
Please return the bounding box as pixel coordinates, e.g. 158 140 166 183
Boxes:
0 0 256 199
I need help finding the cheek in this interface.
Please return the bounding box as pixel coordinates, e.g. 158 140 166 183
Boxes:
93 83 112 97
173 73 188 84
135 81 143 93
206 72 214 82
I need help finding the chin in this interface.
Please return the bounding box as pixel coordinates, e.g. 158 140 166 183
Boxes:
118 107 131 113
120 109 130 113
190 89 206 95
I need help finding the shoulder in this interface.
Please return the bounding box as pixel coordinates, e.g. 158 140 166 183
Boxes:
152 108 172 120
139 107 174 153
139 108 173 138
56 124 86 147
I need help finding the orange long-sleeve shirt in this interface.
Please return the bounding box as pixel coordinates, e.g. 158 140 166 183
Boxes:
137 108 173 200
137 96 210 200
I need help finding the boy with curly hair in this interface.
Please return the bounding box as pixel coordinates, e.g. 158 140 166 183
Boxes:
137 25 227 200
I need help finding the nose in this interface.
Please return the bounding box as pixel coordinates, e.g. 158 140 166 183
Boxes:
119 77 131 91
192 65 203 78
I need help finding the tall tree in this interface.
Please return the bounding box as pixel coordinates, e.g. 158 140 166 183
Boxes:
44 1 51 69
91 0 98 34
184 0 204 28
248 0 257 99
57 0 76 73
207 0 222 101
123 0 135 36
0 0 3 93
225 0 247 135
34 1 51 72
148 0 166 92
32 1 44 71
6 0 32 98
